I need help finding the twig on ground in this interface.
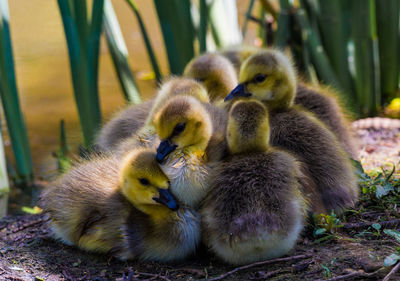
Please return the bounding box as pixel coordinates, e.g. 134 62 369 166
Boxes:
382 262 400 281
314 268 383 281
174 267 206 278
249 269 283 280
123 268 171 281
207 254 312 281
137 272 171 281
343 219 400 230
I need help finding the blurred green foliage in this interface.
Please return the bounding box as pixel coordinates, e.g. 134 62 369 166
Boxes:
258 0 400 117
0 0 33 188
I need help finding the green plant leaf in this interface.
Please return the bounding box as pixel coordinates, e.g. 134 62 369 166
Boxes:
21 206 42 215
376 0 400 101
351 159 366 178
376 184 389 198
0 0 34 185
384 253 400 267
372 223 381 231
125 0 162 82
384 229 400 242
57 0 103 147
314 228 327 236
154 0 195 74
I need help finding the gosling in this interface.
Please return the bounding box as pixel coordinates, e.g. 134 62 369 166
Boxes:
154 95 227 208
40 148 200 262
225 49 359 213
201 99 308 265
221 46 358 158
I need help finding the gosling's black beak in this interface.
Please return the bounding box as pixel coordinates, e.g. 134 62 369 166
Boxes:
224 83 252 101
153 188 179 211
156 140 177 163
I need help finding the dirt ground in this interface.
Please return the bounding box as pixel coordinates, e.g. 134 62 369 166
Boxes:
0 118 399 281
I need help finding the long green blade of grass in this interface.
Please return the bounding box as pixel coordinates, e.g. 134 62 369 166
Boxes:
154 0 195 74
72 0 88 48
315 0 353 96
295 9 341 91
87 0 104 107
57 0 103 147
274 0 291 48
0 119 10 218
375 0 400 102
56 120 71 174
198 0 209 53
104 0 141 104
125 0 162 82
242 0 255 38
351 0 380 116
0 0 33 185
257 6 267 47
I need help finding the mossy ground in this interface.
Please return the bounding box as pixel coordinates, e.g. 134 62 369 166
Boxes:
0 124 399 281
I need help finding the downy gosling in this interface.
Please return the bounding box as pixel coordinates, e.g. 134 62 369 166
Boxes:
201 99 308 265
114 77 211 155
40 148 200 262
221 46 358 159
225 49 359 213
96 77 210 152
154 95 227 208
184 53 238 103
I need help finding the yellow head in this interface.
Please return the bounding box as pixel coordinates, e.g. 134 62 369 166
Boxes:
146 77 210 126
119 149 179 213
184 53 237 101
153 96 212 163
225 49 296 110
227 99 270 154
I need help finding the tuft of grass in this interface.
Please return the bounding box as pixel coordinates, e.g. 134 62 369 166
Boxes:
312 212 344 243
311 164 399 245
358 165 400 210
320 258 336 279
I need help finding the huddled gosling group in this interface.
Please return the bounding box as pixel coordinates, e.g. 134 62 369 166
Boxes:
41 47 359 265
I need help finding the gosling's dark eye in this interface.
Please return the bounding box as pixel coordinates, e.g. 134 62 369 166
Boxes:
173 123 186 134
139 178 150 186
254 74 266 83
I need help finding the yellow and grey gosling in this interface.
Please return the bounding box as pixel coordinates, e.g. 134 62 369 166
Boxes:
153 95 228 208
40 148 200 262
114 77 217 157
184 53 237 103
201 99 308 265
221 46 358 158
95 77 210 152
225 49 358 214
